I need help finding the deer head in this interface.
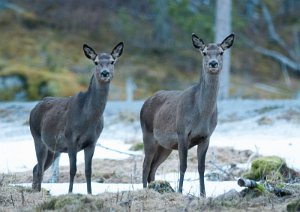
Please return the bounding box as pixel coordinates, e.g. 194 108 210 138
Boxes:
192 33 234 75
83 42 124 82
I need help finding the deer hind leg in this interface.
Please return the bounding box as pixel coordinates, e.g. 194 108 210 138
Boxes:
50 153 61 183
148 146 172 182
44 151 60 183
32 139 48 191
44 151 60 171
142 131 157 188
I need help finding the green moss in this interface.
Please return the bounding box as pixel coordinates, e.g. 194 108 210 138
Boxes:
243 156 287 181
38 198 56 210
130 142 144 151
37 194 104 211
54 194 81 209
287 199 300 212
240 188 265 198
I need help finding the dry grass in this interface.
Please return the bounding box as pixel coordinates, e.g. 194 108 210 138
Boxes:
1 175 300 211
0 174 50 211
1 142 299 211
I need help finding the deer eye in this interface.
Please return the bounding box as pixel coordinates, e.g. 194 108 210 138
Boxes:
94 61 99 65
110 61 114 65
220 52 224 56
203 52 207 56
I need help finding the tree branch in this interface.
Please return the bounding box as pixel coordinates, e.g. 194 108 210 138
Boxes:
254 46 300 73
260 2 297 60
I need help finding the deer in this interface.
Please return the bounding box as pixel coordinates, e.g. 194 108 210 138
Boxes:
30 42 124 194
140 33 234 197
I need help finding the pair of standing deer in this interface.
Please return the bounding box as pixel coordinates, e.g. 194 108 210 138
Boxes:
30 33 234 197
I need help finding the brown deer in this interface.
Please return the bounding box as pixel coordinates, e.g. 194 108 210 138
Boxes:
30 42 124 194
140 33 234 197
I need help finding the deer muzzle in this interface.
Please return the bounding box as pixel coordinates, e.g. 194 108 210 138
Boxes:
101 70 109 78
209 61 218 68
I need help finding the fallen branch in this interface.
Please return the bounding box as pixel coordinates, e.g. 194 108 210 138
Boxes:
238 178 265 191
237 178 292 197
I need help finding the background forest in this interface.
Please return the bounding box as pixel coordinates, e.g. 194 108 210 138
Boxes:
0 0 300 101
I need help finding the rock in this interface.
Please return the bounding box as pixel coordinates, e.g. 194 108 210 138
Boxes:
148 180 175 194
242 156 294 181
0 75 24 90
215 189 241 201
240 188 264 198
0 75 27 100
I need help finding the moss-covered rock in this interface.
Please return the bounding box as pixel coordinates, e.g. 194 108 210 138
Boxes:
148 180 175 194
242 156 287 181
240 187 265 198
0 65 82 100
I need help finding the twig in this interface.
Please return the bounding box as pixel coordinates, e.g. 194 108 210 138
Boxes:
182 196 193 212
97 144 142 182
21 189 25 206
208 160 235 179
10 195 14 206
0 174 4 186
96 143 141 158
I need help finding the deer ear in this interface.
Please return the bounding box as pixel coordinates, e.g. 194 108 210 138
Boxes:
83 44 97 60
111 42 124 59
192 33 206 51
220 33 235 50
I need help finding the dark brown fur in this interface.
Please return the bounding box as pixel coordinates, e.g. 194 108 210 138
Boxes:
140 34 234 197
30 42 124 194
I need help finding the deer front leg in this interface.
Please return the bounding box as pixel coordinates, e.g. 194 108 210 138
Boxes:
178 136 188 193
68 148 77 193
197 139 209 197
84 143 96 194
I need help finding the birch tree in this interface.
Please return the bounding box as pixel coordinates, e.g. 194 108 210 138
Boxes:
215 0 232 99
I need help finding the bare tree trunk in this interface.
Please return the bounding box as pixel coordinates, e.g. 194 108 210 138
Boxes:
215 0 232 99
153 0 171 49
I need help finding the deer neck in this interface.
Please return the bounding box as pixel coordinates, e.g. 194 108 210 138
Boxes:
84 74 110 119
196 67 220 114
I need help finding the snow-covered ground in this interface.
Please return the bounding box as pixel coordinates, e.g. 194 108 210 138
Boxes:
1 99 300 197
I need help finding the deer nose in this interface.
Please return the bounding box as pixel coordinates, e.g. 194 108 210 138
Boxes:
101 70 109 77
209 61 218 68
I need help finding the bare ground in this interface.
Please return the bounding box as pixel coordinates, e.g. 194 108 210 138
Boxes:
1 100 300 211
10 146 253 185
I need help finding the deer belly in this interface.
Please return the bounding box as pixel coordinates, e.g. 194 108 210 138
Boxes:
154 129 178 150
